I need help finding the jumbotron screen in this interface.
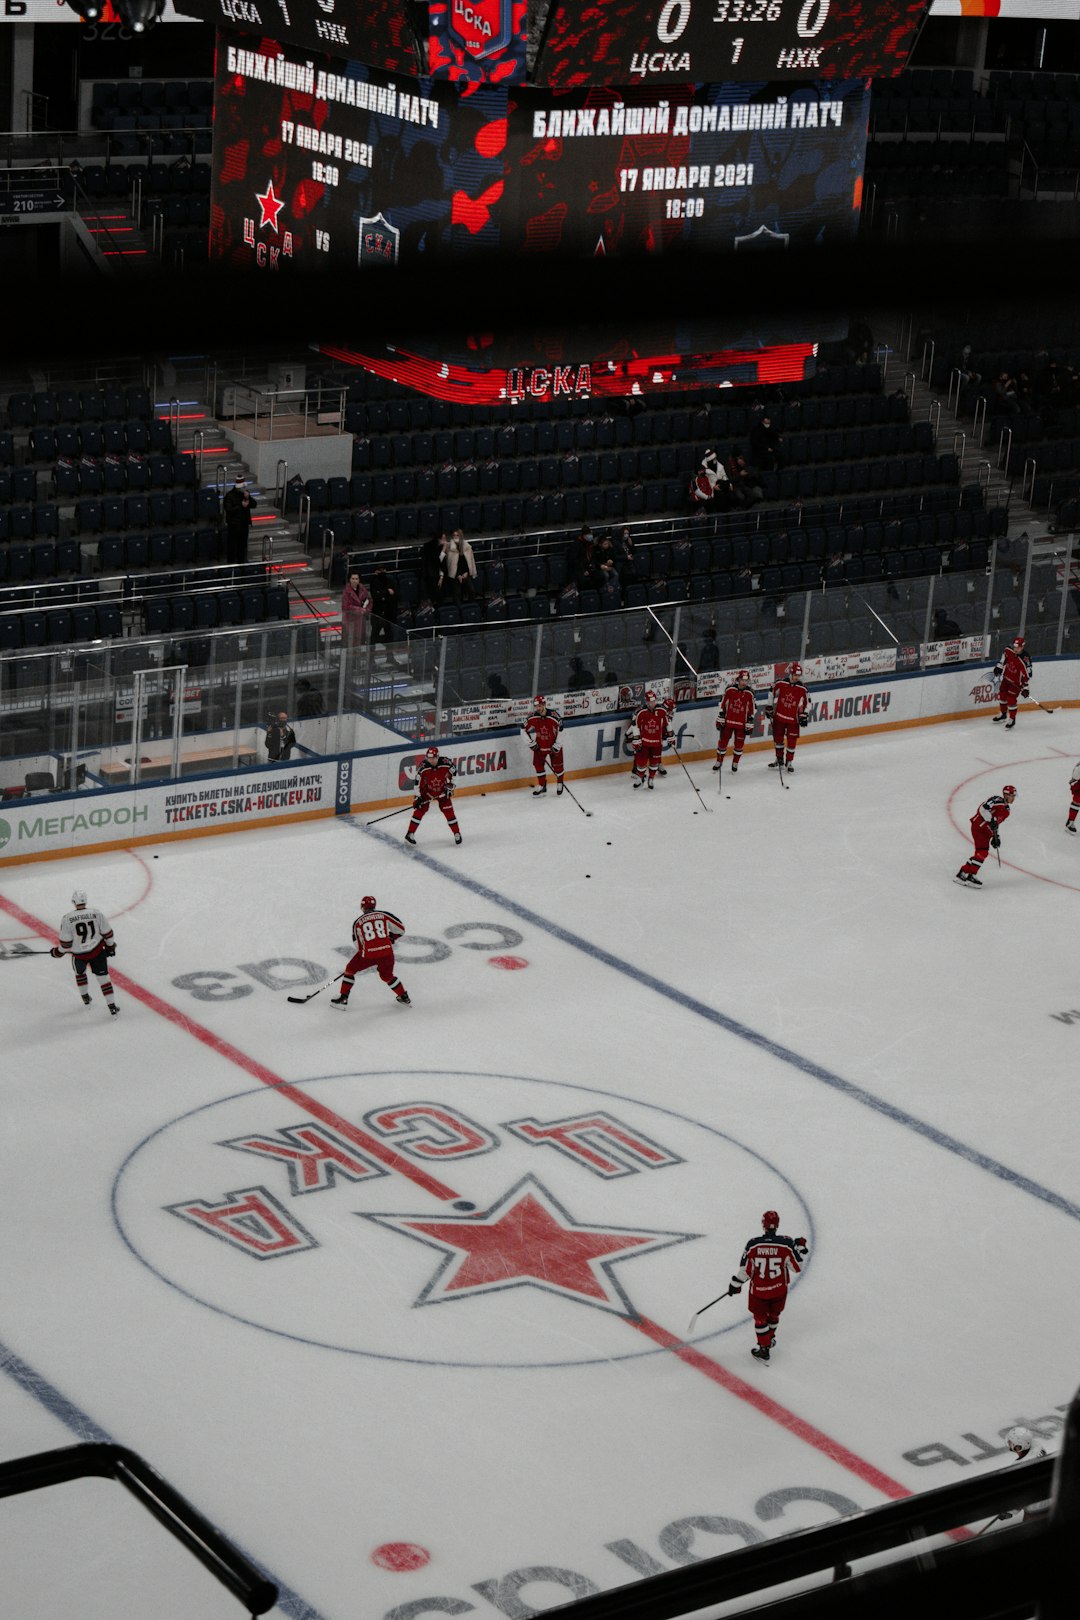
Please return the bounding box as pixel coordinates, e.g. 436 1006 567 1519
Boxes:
212 33 868 267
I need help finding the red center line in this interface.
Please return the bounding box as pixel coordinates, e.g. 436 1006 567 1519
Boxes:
631 1316 972 1539
0 892 459 1203
1 892 970 1524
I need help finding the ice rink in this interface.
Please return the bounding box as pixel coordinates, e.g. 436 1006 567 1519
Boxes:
2 710 1078 1619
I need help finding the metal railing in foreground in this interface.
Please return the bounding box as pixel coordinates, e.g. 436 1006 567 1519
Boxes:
0 1441 277 1616
536 1387 1076 1620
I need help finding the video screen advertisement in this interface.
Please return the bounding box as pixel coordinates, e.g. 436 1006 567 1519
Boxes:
212 32 869 266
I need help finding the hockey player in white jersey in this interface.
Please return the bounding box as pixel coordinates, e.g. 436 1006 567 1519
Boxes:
51 890 119 1014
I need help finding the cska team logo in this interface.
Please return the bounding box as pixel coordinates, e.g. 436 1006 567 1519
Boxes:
447 0 513 60
358 212 400 267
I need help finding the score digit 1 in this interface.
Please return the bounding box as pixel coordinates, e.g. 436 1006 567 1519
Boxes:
731 35 744 62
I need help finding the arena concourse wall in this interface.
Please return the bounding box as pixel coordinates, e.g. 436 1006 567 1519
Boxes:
1 655 1076 866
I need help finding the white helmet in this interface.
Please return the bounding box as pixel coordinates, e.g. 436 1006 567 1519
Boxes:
1006 1426 1033 1454
71 889 87 907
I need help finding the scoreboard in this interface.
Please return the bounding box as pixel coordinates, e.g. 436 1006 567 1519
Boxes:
179 0 927 83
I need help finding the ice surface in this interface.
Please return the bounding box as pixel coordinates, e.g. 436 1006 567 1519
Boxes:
1 715 1076 1618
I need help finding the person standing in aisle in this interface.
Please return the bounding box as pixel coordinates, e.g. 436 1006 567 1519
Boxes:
523 696 565 797
223 474 256 566
955 785 1017 887
628 690 671 789
51 889 119 1015
992 636 1033 729
1066 760 1080 833
341 569 373 652
724 1210 808 1364
714 669 756 774
766 661 809 773
331 896 410 1008
405 747 462 845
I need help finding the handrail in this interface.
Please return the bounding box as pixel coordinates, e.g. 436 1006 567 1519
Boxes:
320 523 336 581
1022 457 1037 502
297 491 311 544
951 429 965 469
275 457 289 515
973 395 988 446
0 1442 277 1615
533 1391 1077 1620
997 426 1013 477
947 366 962 413
928 399 941 437
920 337 935 383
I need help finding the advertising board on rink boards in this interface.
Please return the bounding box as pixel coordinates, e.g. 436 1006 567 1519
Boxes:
2 655 1067 866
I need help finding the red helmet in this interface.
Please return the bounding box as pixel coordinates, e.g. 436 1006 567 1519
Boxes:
737 669 750 683
788 662 803 680
663 696 676 713
1003 784 1017 800
424 747 439 761
533 695 546 708
1013 636 1025 649
762 1210 780 1231
361 895 377 913
645 690 657 704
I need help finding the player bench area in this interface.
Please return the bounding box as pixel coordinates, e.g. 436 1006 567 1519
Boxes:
96 745 258 785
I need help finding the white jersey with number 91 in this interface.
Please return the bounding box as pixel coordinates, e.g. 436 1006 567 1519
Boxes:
58 907 112 956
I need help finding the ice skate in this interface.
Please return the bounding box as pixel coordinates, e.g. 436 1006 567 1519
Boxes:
751 1346 770 1363
454 833 462 844
404 833 416 845
1067 822 1077 834
532 785 547 796
396 992 411 1006
81 993 92 1006
556 782 564 796
1005 719 1015 729
992 713 1007 723
108 1003 119 1016
331 993 350 1007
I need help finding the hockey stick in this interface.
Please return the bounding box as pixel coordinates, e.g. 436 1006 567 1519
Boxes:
685 1290 735 1338
1036 701 1056 714
671 744 712 813
975 1513 1010 1538
559 780 592 817
365 804 413 827
0 947 54 958
288 971 345 1005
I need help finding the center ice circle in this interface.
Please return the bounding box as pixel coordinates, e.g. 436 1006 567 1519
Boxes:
112 1069 812 1368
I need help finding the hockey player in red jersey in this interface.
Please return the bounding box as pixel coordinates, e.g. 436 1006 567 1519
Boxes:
405 747 462 845
955 784 1016 886
992 636 1033 728
51 889 119 1014
714 669 756 774
523 696 565 797
765 662 809 772
725 1210 808 1364
332 896 410 1007
628 691 672 788
1066 761 1080 833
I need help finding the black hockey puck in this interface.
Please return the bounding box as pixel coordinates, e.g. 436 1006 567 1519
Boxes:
453 1200 476 1211
586 874 591 878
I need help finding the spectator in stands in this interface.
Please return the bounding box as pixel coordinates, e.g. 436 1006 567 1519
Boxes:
932 607 962 640
567 654 595 691
570 528 603 591
749 413 783 473
612 526 636 588
691 448 729 510
295 679 324 717
369 564 399 641
420 533 449 604
596 534 623 605
992 370 1021 415
726 450 761 507
341 569 373 650
446 529 478 602
223 475 256 566
265 711 296 763
486 671 510 699
699 637 720 672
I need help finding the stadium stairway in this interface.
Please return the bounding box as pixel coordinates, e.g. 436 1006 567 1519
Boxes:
153 361 332 626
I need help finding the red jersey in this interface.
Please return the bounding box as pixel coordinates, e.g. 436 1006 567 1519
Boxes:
995 646 1032 688
734 1232 805 1298
771 678 809 727
352 908 405 953
718 685 755 730
633 705 670 747
416 758 455 801
974 795 1012 832
524 711 562 752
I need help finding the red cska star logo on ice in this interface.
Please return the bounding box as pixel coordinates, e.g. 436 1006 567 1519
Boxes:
362 1174 697 1315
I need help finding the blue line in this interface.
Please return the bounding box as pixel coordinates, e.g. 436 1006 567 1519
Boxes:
360 822 1080 1225
0 1337 329 1620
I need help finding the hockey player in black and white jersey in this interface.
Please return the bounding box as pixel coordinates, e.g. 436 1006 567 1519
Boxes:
51 889 119 1014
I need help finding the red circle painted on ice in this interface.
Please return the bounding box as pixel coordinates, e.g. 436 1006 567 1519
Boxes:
488 954 529 969
372 1543 431 1572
